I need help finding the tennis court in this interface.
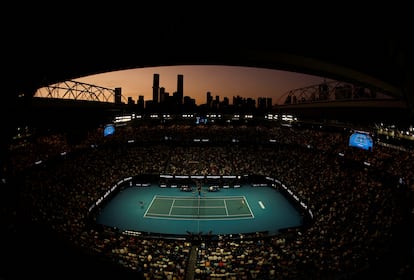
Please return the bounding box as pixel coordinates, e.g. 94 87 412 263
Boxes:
95 184 303 236
144 195 254 220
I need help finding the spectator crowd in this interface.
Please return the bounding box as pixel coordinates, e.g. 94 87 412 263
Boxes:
1 122 413 279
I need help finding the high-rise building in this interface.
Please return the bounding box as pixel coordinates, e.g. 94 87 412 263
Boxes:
137 95 144 110
176 74 183 104
159 87 167 103
152 73 160 103
266 98 273 109
127 96 135 105
114 87 122 104
206 91 212 107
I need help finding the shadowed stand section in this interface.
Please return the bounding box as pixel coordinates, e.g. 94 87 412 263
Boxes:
185 246 198 280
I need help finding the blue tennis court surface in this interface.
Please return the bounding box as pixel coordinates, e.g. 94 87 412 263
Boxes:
95 185 303 236
145 195 254 220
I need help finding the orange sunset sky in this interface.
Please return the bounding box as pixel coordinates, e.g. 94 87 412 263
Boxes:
71 65 334 106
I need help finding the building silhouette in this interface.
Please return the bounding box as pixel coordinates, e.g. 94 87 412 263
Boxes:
206 91 213 107
144 72 278 114
152 74 160 103
137 95 144 110
177 74 183 105
115 87 122 104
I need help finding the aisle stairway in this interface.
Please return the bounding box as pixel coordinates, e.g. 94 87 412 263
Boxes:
185 245 198 280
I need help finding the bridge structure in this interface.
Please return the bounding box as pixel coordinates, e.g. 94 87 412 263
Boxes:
34 80 127 104
277 80 395 105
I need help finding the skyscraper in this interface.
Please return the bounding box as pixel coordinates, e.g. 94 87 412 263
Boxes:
114 87 122 104
176 74 183 105
152 73 160 103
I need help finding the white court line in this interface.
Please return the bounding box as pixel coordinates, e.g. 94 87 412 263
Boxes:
145 195 255 219
223 199 229 216
144 195 157 216
243 196 255 218
169 199 176 216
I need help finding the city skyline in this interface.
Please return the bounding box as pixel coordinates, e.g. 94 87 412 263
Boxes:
72 65 335 106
